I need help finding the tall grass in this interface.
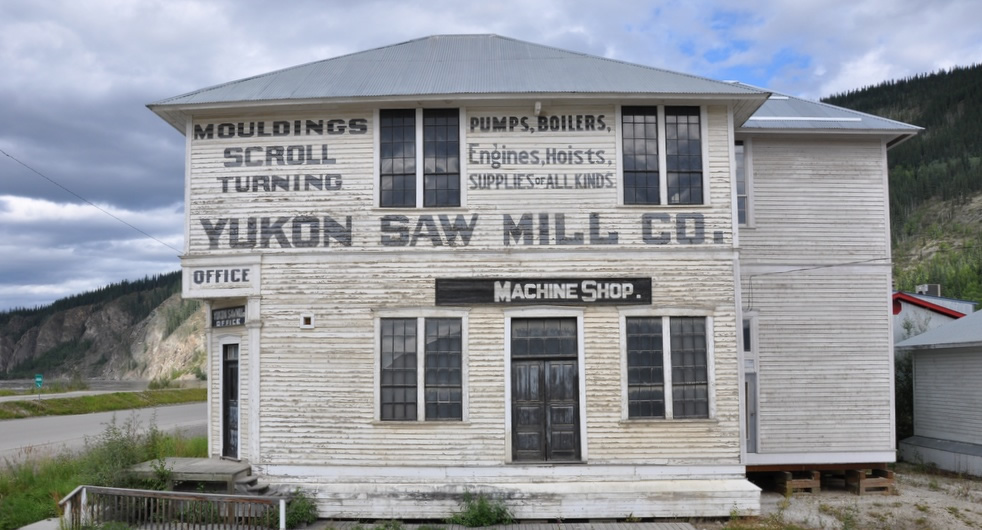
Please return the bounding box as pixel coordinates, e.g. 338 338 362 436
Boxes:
0 415 207 530
0 388 205 420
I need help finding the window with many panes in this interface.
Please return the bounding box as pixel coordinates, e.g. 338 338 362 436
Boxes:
626 316 709 419
379 110 417 207
622 106 704 205
735 140 752 226
379 109 460 208
380 316 463 421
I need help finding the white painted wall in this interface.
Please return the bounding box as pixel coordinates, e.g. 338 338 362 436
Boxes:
894 301 959 343
738 134 896 461
913 348 982 445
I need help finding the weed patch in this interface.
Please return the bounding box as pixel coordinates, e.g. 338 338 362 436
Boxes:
263 489 319 529
447 492 513 527
0 416 206 530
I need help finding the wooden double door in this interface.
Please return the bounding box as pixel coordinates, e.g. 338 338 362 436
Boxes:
511 318 581 462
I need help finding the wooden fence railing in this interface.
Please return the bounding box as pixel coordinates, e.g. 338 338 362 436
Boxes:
59 485 287 529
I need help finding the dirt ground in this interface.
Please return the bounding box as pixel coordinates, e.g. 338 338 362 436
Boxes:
696 463 982 530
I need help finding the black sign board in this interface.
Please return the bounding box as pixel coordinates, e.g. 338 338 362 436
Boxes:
436 278 652 306
212 306 246 328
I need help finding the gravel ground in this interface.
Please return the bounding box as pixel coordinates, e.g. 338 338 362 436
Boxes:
695 463 982 529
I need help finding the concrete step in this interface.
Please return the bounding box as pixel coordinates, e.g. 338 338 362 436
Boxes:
235 474 269 495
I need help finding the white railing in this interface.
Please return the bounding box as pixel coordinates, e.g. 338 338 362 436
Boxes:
59 485 287 529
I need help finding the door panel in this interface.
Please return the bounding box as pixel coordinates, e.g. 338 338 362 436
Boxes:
745 373 758 453
512 361 545 461
546 360 579 461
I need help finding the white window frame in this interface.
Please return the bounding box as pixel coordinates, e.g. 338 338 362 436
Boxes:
741 311 758 373
503 308 587 463
373 108 467 209
735 137 755 227
615 105 710 207
619 308 716 421
216 333 242 460
373 309 469 422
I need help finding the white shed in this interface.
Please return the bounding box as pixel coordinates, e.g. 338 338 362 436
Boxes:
892 291 973 343
897 309 982 476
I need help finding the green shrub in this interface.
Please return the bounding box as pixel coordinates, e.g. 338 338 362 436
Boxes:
0 416 206 530
264 489 318 529
147 376 174 390
447 492 513 527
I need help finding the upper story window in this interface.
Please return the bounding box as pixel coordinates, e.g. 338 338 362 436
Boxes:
379 110 417 207
379 108 460 208
735 141 747 225
622 106 704 206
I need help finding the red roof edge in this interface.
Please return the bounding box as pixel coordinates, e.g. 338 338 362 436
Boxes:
892 292 967 319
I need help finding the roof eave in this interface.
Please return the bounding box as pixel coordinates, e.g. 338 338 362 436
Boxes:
737 126 921 143
896 341 982 352
150 92 771 136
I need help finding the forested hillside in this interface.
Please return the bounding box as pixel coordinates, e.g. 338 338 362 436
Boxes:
824 64 982 303
0 272 204 380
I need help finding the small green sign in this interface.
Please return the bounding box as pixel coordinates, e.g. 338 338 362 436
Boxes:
35 374 43 388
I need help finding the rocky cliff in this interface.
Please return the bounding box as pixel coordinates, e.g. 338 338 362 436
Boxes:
0 273 205 381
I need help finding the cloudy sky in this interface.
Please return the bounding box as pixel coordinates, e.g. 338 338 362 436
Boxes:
1 0 979 311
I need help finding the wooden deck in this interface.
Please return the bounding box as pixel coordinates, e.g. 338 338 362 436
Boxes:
130 457 251 493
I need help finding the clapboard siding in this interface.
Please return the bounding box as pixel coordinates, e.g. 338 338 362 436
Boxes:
255 252 740 466
184 97 752 517
913 350 982 445
185 104 735 255
740 136 888 263
742 270 893 452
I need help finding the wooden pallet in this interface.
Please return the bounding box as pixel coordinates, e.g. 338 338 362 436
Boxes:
775 470 821 495
845 468 895 495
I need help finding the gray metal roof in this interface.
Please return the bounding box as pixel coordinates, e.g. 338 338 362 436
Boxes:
904 292 978 315
896 309 982 351
737 84 922 138
149 34 769 131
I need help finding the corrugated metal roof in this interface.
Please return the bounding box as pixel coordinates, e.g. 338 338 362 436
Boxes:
152 34 765 106
904 292 978 315
738 85 922 133
896 309 982 350
148 34 920 142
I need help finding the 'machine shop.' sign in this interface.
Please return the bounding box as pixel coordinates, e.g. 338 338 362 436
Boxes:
436 278 652 305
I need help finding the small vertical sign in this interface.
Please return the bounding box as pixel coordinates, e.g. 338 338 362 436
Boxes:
35 373 43 401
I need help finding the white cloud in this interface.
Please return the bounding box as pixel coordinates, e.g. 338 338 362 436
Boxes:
1 0 979 310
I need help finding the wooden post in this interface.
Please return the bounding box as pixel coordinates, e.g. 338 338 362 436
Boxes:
80 487 89 526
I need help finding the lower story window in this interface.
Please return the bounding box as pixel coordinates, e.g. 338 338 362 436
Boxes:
380 316 463 421
626 316 709 419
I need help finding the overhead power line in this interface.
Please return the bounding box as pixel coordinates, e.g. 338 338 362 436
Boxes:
0 147 182 254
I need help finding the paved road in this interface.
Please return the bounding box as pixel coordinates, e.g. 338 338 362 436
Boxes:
0 389 138 403
0 403 206 462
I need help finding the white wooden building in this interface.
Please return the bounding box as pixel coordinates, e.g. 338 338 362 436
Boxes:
892 291 974 343
896 310 982 476
149 35 919 518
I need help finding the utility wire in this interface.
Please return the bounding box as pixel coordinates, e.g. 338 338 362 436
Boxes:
745 257 893 311
1 147 182 254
